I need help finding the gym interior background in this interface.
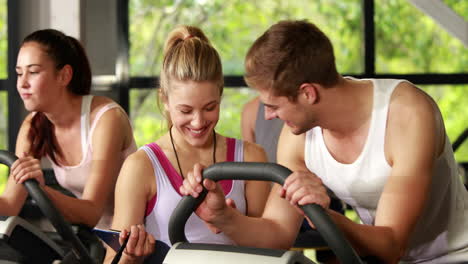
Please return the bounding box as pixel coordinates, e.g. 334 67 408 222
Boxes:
0 0 466 220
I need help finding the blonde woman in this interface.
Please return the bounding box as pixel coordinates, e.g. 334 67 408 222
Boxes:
104 25 270 263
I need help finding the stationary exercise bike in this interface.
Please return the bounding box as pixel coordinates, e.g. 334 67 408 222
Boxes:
162 162 364 264
0 150 99 264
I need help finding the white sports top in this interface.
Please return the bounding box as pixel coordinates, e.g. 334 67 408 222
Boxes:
50 95 136 229
142 138 246 248
305 79 468 263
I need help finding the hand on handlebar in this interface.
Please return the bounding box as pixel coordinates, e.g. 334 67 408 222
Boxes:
179 163 233 228
120 225 155 262
280 171 330 228
11 153 45 186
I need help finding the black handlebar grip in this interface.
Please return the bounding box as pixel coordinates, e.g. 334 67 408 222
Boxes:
0 150 95 264
168 162 363 264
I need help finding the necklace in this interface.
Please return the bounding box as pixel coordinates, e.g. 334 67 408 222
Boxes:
169 126 216 179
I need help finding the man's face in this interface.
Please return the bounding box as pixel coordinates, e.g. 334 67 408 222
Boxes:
258 89 317 135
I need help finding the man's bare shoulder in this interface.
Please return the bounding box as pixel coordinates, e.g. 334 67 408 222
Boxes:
387 81 444 157
389 82 439 119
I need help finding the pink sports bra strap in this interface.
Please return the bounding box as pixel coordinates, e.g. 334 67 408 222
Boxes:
144 138 240 217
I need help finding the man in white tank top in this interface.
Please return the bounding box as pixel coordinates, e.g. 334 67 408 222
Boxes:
182 20 468 263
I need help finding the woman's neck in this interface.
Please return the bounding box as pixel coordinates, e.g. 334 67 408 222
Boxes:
43 94 83 129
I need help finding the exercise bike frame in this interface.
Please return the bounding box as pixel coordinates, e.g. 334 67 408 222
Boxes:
0 150 95 264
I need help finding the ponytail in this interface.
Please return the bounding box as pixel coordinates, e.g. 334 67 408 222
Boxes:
158 25 223 128
28 112 61 163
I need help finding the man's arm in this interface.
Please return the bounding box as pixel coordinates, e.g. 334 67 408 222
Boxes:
326 83 441 263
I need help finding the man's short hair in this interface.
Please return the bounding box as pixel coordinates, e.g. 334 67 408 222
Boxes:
244 20 339 101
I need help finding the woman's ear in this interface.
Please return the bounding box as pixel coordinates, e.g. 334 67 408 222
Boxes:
159 89 170 111
58 64 73 86
299 83 319 104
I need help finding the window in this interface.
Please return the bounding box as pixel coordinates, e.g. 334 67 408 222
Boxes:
129 0 363 146
0 91 7 193
0 0 6 79
129 0 363 76
422 85 468 162
0 0 7 193
443 0 468 20
0 91 6 148
375 0 468 73
129 89 165 147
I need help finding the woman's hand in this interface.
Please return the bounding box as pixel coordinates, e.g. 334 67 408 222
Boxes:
120 225 155 263
179 163 232 227
11 154 45 186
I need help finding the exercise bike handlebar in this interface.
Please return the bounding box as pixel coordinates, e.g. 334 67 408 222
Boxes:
0 150 95 264
169 162 363 264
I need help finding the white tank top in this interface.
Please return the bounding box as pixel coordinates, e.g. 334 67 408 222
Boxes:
142 138 246 248
304 79 468 263
50 95 137 229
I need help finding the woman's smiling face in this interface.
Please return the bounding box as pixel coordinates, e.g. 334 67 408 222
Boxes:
165 79 221 147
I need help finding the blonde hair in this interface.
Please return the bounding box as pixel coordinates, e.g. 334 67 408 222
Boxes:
158 25 223 127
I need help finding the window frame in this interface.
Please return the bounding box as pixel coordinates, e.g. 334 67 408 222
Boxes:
5 0 468 151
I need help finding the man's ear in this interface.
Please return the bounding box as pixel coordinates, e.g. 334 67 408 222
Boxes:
299 83 319 104
58 64 73 86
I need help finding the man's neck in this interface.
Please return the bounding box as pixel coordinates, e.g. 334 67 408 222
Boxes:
320 77 374 138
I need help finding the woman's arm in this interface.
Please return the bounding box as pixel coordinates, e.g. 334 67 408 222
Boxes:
242 141 270 217
0 114 35 216
0 173 29 216
103 150 156 264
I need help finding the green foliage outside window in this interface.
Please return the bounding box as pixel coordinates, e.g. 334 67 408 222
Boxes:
1 1 467 193
376 0 467 73
0 0 6 79
129 0 362 147
129 0 468 162
0 91 7 195
0 0 7 193
129 0 362 76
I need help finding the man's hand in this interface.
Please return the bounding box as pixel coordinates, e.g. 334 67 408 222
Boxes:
280 171 330 227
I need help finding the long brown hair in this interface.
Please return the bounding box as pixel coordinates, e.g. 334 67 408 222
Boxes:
22 29 92 164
